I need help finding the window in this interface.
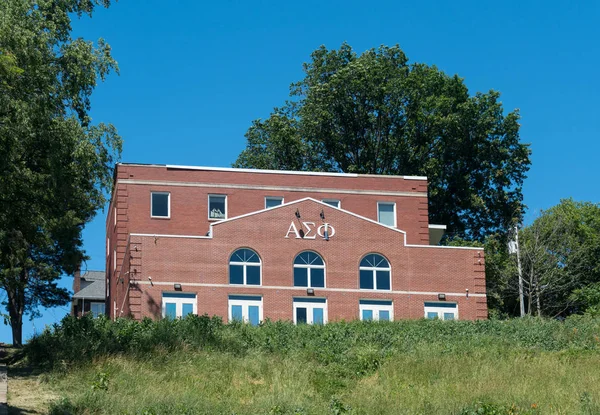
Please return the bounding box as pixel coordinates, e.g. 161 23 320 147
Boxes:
113 249 117 272
265 197 284 209
424 302 458 320
208 194 227 220
293 298 327 325
377 202 396 227
322 199 340 208
228 295 262 326
114 207 117 226
359 254 391 290
293 251 325 288
359 300 393 321
229 248 261 285
162 293 197 319
151 192 170 218
90 302 105 318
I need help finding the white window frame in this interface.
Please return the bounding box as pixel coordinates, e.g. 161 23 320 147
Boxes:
293 251 326 288
359 300 394 321
208 194 227 220
114 207 117 227
228 296 263 324
424 302 458 320
359 254 392 291
322 199 341 208
293 299 328 325
90 302 105 318
161 293 197 318
265 196 284 209
113 249 117 272
377 201 396 227
229 249 262 286
150 191 171 218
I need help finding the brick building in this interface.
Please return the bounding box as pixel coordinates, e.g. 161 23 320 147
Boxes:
106 163 487 324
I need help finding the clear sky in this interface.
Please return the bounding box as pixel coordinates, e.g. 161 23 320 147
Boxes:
3 0 599 343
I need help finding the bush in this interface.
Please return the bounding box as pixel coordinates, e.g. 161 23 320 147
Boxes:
26 314 600 371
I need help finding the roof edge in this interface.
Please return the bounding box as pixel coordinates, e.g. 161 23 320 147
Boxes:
117 163 428 181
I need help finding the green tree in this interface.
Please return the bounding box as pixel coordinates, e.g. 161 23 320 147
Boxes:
234 43 531 241
486 200 600 317
0 0 121 345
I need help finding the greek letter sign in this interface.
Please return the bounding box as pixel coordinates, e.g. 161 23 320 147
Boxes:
285 222 335 240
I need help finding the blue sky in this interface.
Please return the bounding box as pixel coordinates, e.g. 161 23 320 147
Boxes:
3 0 599 342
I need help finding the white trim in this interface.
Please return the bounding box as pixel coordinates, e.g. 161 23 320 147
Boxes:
128 198 483 251
228 296 263 324
293 298 328 324
118 179 427 198
161 293 197 318
293 251 326 288
130 233 211 239
359 253 392 291
377 201 397 228
208 194 227 220
321 199 341 208
119 162 429 181
212 197 407 237
424 302 459 320
150 191 171 219
428 224 447 230
135 281 486 298
359 301 394 321
265 196 284 209
229 248 262 286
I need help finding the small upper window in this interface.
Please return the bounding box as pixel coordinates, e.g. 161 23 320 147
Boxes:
265 197 284 209
209 195 227 220
377 202 395 227
322 199 340 208
151 192 170 218
359 253 391 290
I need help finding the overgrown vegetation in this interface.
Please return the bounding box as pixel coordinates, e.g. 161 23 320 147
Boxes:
21 314 600 414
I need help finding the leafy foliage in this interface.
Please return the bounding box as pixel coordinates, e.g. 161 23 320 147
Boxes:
26 313 600 370
234 43 531 242
0 0 121 344
28 315 600 414
485 199 600 317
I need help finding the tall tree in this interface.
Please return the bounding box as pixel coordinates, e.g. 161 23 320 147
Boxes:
486 200 600 317
235 43 531 241
0 0 121 345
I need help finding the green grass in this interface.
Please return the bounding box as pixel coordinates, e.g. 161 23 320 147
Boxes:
24 315 600 414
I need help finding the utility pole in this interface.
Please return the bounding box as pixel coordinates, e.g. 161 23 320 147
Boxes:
515 224 525 317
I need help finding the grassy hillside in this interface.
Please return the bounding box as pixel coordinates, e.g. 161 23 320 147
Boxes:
23 315 600 414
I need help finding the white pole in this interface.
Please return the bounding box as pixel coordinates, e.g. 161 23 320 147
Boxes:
515 224 525 317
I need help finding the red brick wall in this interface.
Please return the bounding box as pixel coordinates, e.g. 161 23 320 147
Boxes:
122 199 487 321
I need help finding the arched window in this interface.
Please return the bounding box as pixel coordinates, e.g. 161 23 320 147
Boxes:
229 248 261 285
293 251 325 288
359 254 391 290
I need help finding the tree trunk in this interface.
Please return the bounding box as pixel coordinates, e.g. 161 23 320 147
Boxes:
5 271 26 347
10 314 23 347
535 275 542 317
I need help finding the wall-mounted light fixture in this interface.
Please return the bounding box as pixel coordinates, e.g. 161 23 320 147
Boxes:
307 288 315 296
465 288 469 298
174 283 182 291
438 293 446 301
148 276 153 286
295 209 301 219
320 209 325 220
